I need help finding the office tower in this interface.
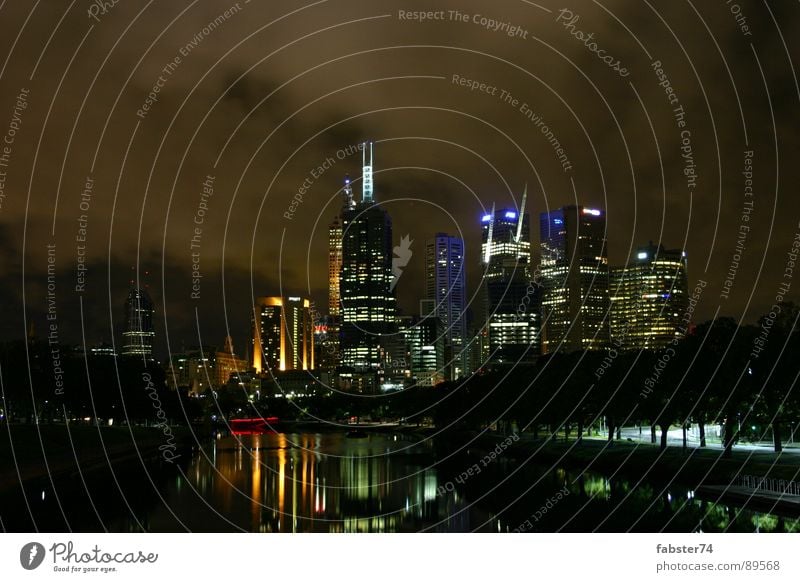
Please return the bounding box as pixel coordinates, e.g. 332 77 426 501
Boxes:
485 268 541 364
329 216 343 317
426 234 467 379
122 286 155 360
539 205 609 353
481 204 531 277
168 346 216 393
252 296 314 373
400 311 445 387
324 176 355 371
87 343 116 358
339 142 396 378
480 190 540 365
610 243 689 350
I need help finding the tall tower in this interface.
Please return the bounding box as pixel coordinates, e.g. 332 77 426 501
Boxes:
610 243 688 350
426 233 467 379
340 141 396 381
122 285 155 360
481 187 530 275
540 205 609 353
252 296 314 373
328 217 343 317
480 191 539 365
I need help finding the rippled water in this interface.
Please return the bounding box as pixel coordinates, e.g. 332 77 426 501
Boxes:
4 432 799 532
116 433 800 533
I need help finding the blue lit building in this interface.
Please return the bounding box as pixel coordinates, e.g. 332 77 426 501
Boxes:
539 205 609 353
480 192 540 365
426 234 467 379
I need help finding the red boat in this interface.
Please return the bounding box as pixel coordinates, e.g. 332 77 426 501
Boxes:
230 417 281 435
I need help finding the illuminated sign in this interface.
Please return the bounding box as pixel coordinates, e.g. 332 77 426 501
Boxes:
582 208 601 216
637 252 648 259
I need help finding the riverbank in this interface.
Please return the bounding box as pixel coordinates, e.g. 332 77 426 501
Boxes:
0 423 193 495
493 434 800 487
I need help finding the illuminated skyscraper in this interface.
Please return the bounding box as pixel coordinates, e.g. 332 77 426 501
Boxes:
252 296 314 373
426 234 466 379
610 243 688 350
481 202 531 277
340 142 396 376
485 267 540 364
400 310 445 387
122 286 155 360
324 176 357 373
480 189 540 365
329 216 343 317
539 205 609 353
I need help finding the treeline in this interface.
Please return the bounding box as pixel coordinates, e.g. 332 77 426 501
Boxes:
0 341 201 425
430 305 800 456
2 305 797 457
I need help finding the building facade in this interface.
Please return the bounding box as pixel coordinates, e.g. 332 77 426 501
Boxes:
401 313 445 387
540 205 610 353
610 243 689 350
339 142 396 377
252 296 314 373
480 198 540 365
122 286 155 360
425 233 467 379
329 215 343 317
215 336 249 386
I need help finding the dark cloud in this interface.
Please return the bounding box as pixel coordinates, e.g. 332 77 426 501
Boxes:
0 0 798 356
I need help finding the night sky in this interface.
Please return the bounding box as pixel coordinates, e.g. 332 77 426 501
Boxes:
0 0 797 358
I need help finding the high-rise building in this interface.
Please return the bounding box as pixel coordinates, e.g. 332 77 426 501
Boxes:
481 204 531 277
122 286 155 360
329 214 344 317
87 343 116 358
168 346 215 393
400 311 445 387
610 243 689 350
339 142 396 377
252 296 314 373
324 176 355 372
480 192 540 365
485 267 541 364
539 205 609 353
425 234 467 379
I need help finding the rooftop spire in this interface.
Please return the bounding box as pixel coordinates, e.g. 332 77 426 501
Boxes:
343 174 355 209
484 202 495 264
361 141 374 203
515 183 527 247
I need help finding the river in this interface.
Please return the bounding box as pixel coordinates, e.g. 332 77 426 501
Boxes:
3 432 799 532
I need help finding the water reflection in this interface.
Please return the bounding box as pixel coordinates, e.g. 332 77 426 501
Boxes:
547 472 800 533
147 433 475 532
3 432 799 532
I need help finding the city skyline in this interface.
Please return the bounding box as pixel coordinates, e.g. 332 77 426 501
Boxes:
89 147 702 381
1 0 798 542
2 3 797 353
